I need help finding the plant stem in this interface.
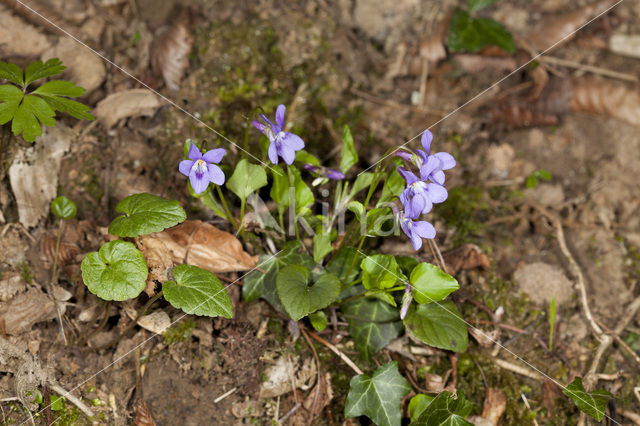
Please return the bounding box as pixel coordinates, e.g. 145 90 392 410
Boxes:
239 199 247 241
50 220 64 285
342 236 367 287
215 185 238 230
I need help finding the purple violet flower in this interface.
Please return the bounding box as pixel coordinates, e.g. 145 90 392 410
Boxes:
394 207 436 251
415 130 456 185
400 283 413 320
178 141 226 195
252 104 305 165
304 164 345 181
398 167 448 219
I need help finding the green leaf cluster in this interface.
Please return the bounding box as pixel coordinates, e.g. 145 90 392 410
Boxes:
410 391 473 425
525 169 552 188
446 8 515 53
562 377 613 421
0 58 94 142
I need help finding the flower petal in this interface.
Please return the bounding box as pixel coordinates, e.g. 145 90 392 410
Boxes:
419 155 442 181
251 119 267 135
425 183 448 203
280 143 296 165
397 167 418 185
189 167 210 195
434 152 456 170
202 148 226 164
275 104 286 129
282 132 305 151
178 160 194 176
412 220 436 239
268 142 279 165
418 193 433 215
187 141 202 161
395 150 413 162
409 194 426 219
421 130 433 154
207 163 225 185
400 219 412 239
410 228 423 251
431 170 445 185
400 189 411 209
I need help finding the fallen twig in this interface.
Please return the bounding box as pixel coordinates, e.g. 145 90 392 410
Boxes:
493 357 543 381
49 384 95 419
539 55 638 83
307 330 363 375
619 410 640 425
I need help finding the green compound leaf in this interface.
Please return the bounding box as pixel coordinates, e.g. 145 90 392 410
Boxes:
108 193 186 237
342 298 403 360
24 58 65 86
35 80 94 121
12 94 56 142
410 391 474 426
467 0 497 13
408 394 434 423
227 159 268 202
411 263 460 304
563 377 612 421
340 125 358 173
81 240 148 301
276 265 340 321
51 195 77 220
447 8 515 53
403 301 468 352
33 80 85 97
308 310 327 331
0 60 24 86
344 362 411 426
0 85 23 125
361 254 399 290
163 264 233 318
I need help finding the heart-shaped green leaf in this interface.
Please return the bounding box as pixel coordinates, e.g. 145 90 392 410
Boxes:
308 310 327 331
108 193 186 237
403 301 468 352
227 158 268 202
410 391 473 425
276 265 340 321
361 254 399 290
563 377 613 421
345 362 411 426
342 298 403 360
411 263 460 304
163 264 233 318
51 195 77 220
81 240 147 301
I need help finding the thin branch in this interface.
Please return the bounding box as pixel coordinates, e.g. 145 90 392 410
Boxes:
48 384 95 419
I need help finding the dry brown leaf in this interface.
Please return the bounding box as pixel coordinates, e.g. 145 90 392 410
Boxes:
150 10 193 92
133 398 156 426
454 54 516 74
609 34 640 59
542 378 562 414
441 243 491 276
571 77 640 126
0 287 57 335
481 388 507 426
136 310 171 334
152 220 257 272
94 89 164 128
526 0 618 51
40 234 81 269
469 328 500 348
42 37 106 93
135 235 173 296
0 3 51 57
0 273 26 301
303 373 333 417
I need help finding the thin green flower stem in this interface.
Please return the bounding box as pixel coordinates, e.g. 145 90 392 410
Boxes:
286 165 300 240
342 234 367 287
239 199 247 241
215 185 239 230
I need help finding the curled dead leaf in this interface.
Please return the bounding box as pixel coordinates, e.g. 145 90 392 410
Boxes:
135 235 173 296
133 398 156 426
40 234 81 269
150 10 193 92
94 89 164 128
152 220 257 273
481 388 507 426
303 373 333 417
136 310 171 334
571 77 640 126
441 243 492 276
259 356 316 398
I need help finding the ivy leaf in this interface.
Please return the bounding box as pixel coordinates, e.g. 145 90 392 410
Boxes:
24 58 65 86
0 85 23 126
51 195 77 220
108 193 187 237
562 377 612 421
326 247 363 285
344 362 411 426
81 240 148 301
342 298 403 360
411 263 460 304
340 125 358 173
227 159 268 202
403 301 468 352
408 394 434 423
308 310 327 331
0 60 24 86
467 0 497 13
447 8 515 53
410 391 473 426
361 254 399 290
276 265 340 321
12 94 56 142
163 264 233 318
